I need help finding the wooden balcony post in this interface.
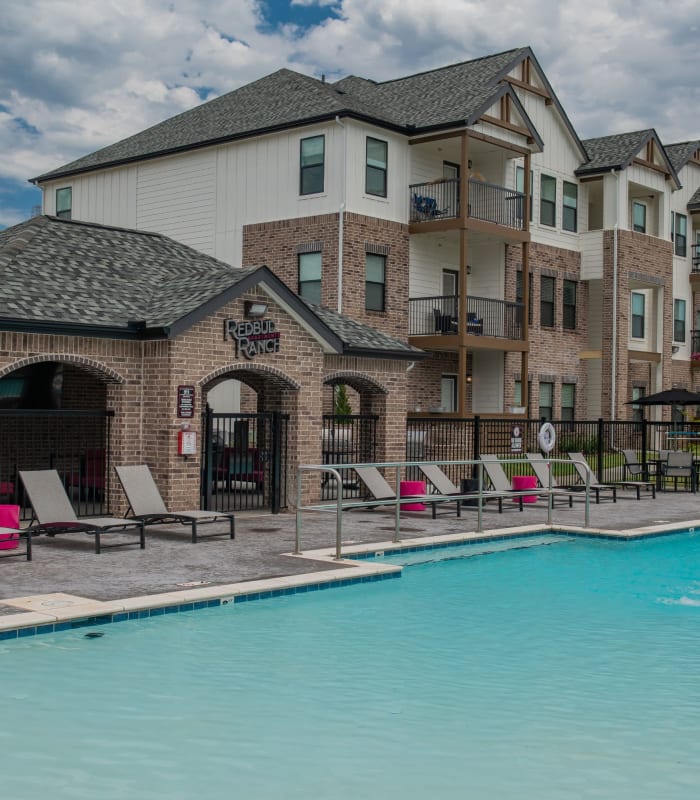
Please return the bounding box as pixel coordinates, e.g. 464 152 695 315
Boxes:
457 132 470 417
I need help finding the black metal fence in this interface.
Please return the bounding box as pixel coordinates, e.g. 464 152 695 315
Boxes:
406 416 700 488
322 414 378 500
201 410 288 513
0 409 113 520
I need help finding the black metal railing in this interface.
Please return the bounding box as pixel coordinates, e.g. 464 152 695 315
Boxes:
0 409 113 520
468 180 525 230
692 244 700 273
408 179 525 230
322 414 378 500
692 329 700 356
409 179 459 222
406 416 700 487
408 295 523 339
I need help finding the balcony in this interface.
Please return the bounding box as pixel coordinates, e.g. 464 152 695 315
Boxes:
691 330 700 368
693 244 700 273
409 178 526 231
408 295 524 340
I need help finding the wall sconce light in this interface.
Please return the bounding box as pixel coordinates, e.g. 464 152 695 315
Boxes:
244 300 268 318
466 375 472 384
467 265 472 275
672 345 680 354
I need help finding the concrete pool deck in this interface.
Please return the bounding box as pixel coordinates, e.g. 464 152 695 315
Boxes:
2 487 700 634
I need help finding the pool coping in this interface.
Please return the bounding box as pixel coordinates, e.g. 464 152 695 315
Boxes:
2 518 699 641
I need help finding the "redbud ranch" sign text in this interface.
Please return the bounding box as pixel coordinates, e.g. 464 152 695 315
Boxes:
224 319 281 360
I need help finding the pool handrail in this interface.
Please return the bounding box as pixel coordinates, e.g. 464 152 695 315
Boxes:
295 457 591 560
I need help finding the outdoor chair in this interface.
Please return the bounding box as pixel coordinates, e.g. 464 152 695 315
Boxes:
620 451 657 498
415 464 462 518
566 453 617 503
0 525 32 560
522 453 577 506
660 451 696 493
478 456 523 511
115 464 235 543
19 469 145 554
353 466 400 510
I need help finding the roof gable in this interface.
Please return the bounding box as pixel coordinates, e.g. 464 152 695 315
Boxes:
665 140 700 174
578 129 681 187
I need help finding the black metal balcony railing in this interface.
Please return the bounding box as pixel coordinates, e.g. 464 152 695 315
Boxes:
692 244 700 273
691 329 700 356
409 178 525 230
408 295 524 340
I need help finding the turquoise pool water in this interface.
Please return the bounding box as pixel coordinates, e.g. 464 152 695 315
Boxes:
2 532 700 799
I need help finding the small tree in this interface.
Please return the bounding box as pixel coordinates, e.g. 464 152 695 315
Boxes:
334 384 352 416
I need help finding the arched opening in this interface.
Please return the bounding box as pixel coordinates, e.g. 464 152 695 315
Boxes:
0 358 124 518
321 372 388 499
200 365 300 513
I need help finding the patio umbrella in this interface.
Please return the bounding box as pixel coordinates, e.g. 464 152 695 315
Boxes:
626 388 700 406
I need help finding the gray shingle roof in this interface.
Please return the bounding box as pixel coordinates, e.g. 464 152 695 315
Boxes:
689 186 700 210
577 130 655 175
35 48 543 182
0 216 421 359
665 140 700 173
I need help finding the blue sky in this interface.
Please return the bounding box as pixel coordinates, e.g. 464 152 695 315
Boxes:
0 0 698 229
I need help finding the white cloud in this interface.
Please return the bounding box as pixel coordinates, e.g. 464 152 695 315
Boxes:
0 0 697 225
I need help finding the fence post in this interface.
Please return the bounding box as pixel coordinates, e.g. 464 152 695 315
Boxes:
270 411 282 515
597 418 605 482
472 415 481 478
642 417 648 474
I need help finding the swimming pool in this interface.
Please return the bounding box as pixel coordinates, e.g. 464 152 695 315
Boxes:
2 531 700 799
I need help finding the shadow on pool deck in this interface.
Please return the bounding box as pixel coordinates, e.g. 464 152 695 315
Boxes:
1 488 699 613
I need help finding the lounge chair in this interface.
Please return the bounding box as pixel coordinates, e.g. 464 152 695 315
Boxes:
478 456 523 511
353 467 462 519
522 453 577 506
618 451 657 499
415 464 462 517
19 469 145 554
566 453 617 503
115 464 235 543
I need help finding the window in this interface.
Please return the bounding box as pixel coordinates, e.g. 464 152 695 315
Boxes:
298 252 322 304
632 202 646 233
365 253 386 311
539 382 553 420
563 280 577 330
631 292 645 338
540 174 556 227
514 380 531 414
672 212 687 257
366 137 388 197
674 299 686 343
300 135 324 195
56 187 72 220
561 383 575 422
540 275 555 327
562 181 578 232
516 270 533 326
440 375 457 413
631 386 644 423
516 166 533 221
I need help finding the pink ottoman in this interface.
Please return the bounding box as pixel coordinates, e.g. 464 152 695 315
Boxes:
400 480 426 511
0 504 20 550
512 475 538 503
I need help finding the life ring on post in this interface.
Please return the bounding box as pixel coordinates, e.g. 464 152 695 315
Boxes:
538 422 556 454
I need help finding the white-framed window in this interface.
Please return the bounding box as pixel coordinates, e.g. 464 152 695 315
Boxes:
366 137 388 197
563 280 577 330
632 201 646 233
56 187 72 220
300 135 324 195
562 181 577 232
561 383 576 421
365 253 386 311
674 299 686 343
631 292 645 338
298 251 322 304
672 212 687 257
539 381 553 420
631 386 644 422
540 174 556 227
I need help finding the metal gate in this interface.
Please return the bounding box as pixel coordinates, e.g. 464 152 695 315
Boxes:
0 409 113 520
201 409 289 513
321 414 378 500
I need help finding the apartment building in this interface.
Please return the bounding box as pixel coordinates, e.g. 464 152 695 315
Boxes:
1 45 698 511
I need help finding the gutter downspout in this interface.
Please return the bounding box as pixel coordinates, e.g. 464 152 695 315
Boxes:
335 116 347 313
611 168 619 420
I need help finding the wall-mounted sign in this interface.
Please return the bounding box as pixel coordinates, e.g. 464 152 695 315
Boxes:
177 385 195 418
224 319 281 360
510 424 523 453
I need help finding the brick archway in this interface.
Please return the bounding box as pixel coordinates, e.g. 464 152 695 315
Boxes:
0 354 126 384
